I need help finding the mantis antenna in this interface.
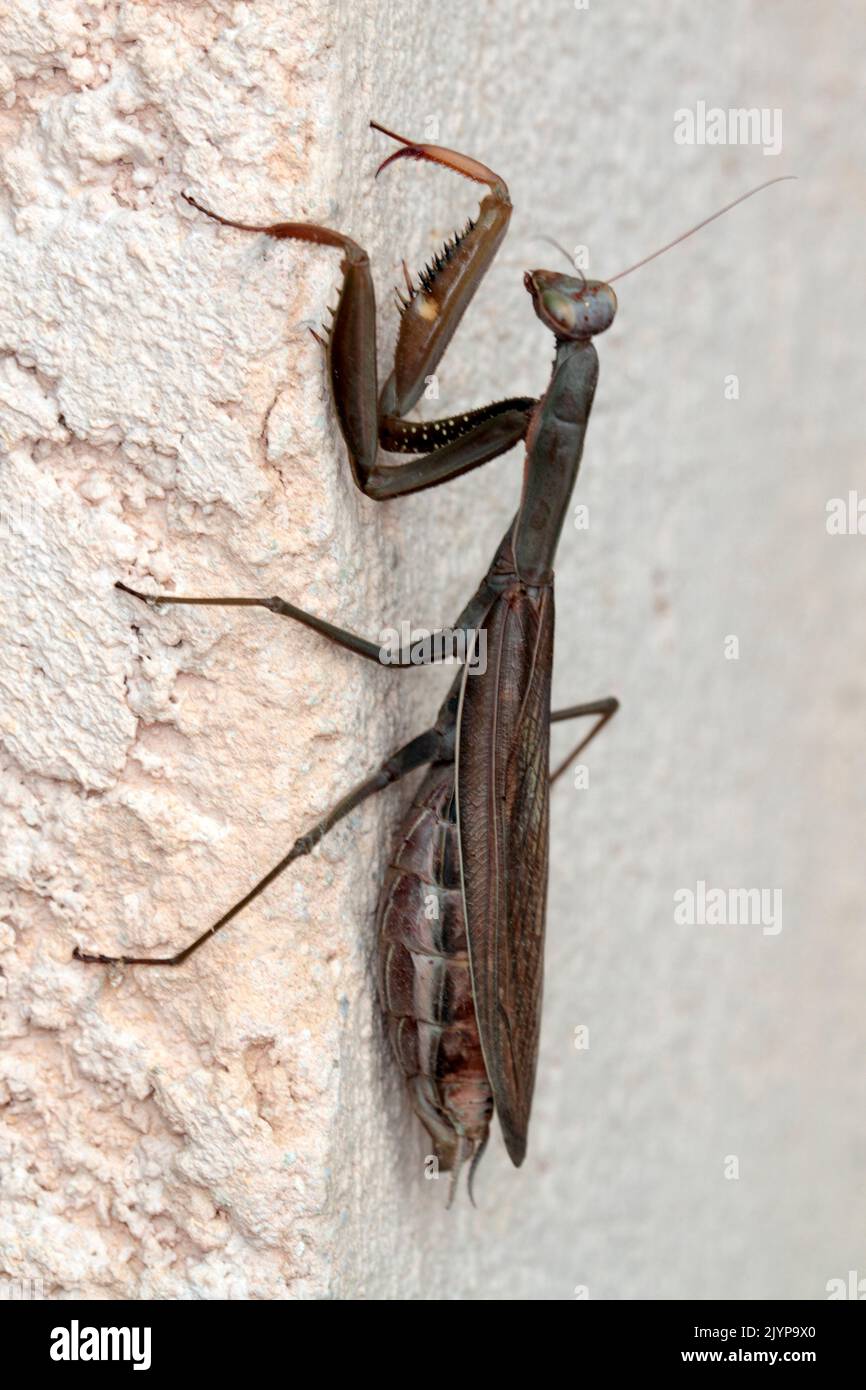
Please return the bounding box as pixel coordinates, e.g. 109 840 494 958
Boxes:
607 175 797 283
535 235 588 290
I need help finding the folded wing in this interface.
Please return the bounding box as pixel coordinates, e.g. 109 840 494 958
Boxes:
456 584 553 1165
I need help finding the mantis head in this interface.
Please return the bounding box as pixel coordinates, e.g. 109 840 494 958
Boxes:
524 270 617 340
524 174 795 345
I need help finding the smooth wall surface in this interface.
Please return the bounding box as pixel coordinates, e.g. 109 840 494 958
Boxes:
0 1 863 1299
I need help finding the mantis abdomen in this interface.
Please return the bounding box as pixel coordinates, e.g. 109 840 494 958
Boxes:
377 760 492 1187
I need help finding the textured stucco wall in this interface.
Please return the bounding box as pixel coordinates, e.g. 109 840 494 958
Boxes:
1 1 864 1300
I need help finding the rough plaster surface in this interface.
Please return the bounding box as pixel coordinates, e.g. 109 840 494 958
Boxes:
0 1 864 1300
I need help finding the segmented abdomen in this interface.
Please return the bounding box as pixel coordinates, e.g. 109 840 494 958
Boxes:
376 760 492 1172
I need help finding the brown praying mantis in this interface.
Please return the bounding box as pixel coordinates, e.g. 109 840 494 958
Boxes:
74 122 793 1200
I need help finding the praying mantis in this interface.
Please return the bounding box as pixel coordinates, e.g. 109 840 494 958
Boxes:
75 122 792 1200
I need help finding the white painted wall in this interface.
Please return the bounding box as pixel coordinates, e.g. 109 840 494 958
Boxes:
1 1 864 1300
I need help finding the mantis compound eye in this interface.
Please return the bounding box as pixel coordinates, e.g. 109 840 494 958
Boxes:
576 282 617 336
541 289 578 333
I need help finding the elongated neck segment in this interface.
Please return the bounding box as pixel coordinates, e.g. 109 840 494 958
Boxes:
513 338 599 585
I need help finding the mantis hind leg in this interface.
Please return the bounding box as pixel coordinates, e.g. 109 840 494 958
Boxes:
74 727 445 968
